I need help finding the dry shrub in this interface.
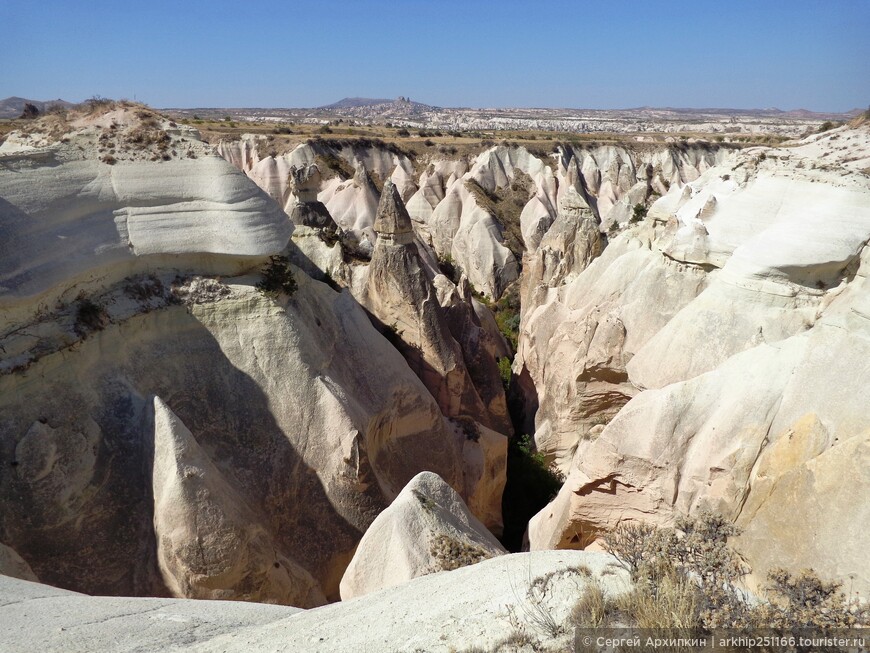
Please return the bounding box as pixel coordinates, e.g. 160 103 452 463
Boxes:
74 298 108 336
599 511 868 632
170 276 231 305
428 534 494 572
755 568 869 630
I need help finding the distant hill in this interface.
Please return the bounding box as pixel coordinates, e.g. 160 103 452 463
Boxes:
0 96 76 119
321 97 395 109
320 97 434 111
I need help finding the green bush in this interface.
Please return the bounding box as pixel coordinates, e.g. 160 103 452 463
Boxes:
491 283 521 351
255 255 297 299
630 203 647 223
500 434 563 551
497 357 512 391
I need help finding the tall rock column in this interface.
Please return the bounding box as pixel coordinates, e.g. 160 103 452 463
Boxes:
362 180 495 427
360 180 508 532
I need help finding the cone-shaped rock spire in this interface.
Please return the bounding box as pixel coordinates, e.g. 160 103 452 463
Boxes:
151 396 326 607
373 178 413 236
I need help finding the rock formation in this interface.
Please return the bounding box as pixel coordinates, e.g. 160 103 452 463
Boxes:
218 135 730 303
525 125 870 594
152 397 325 607
0 269 470 600
0 106 480 602
3 99 868 625
0 543 38 581
286 164 336 231
360 179 510 435
0 108 291 333
339 471 506 599
217 135 418 245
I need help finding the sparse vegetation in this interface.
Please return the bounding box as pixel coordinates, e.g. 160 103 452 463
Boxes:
74 298 108 335
19 102 40 119
567 512 870 633
487 283 521 352
314 151 356 180
255 255 298 299
382 321 404 349
436 254 459 283
428 534 495 572
497 357 512 391
124 274 166 302
569 579 609 628
170 275 231 305
451 415 481 442
463 174 532 263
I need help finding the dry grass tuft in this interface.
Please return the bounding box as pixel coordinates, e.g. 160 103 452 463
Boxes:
615 571 699 629
569 579 610 628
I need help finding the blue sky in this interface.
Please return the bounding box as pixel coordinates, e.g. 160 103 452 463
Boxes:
2 0 868 112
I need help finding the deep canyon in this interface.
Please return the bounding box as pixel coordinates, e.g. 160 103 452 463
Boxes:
1 102 868 651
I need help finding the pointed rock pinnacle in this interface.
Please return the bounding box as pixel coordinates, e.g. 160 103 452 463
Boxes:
374 178 413 236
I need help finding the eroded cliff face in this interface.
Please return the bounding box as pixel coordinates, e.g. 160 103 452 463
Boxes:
523 125 870 594
217 136 418 247
151 396 327 607
0 271 472 602
339 471 507 600
361 181 510 433
0 108 492 605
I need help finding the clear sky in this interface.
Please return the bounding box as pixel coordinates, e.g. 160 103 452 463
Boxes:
2 0 868 112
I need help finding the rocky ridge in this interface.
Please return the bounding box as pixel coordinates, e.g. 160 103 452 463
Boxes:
1 550 629 653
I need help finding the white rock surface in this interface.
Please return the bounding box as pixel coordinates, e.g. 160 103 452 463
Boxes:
0 575 299 653
218 136 419 242
0 551 630 653
0 114 291 327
